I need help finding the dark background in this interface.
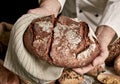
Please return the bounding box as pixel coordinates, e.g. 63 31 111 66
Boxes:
0 0 39 60
0 0 39 24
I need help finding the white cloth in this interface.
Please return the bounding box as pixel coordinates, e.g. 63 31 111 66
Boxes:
58 0 120 37
3 14 64 84
57 0 66 12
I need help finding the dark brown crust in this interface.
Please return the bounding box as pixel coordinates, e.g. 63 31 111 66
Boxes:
58 68 84 84
23 15 55 63
50 16 100 68
97 73 120 84
105 38 120 66
50 38 100 68
0 59 32 84
57 16 91 53
0 59 20 84
114 54 120 76
87 65 105 77
23 15 100 68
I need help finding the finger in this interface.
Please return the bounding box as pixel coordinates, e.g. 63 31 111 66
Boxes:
28 8 58 17
93 54 108 66
73 64 94 75
27 8 52 17
93 49 109 66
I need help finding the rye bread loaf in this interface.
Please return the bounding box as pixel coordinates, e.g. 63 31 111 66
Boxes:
23 15 100 68
97 73 120 84
105 38 120 66
114 54 120 76
0 59 32 84
57 68 84 84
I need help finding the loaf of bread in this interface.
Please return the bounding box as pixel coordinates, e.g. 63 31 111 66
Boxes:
0 22 13 60
114 54 120 76
105 38 120 66
0 59 19 84
97 73 120 84
23 15 100 68
87 64 105 77
0 59 32 84
57 68 84 84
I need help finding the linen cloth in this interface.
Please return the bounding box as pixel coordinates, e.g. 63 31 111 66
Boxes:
3 14 64 84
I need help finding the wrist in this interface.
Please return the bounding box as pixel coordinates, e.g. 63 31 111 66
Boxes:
96 25 115 46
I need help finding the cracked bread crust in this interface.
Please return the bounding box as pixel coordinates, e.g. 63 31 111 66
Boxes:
23 15 54 63
23 15 100 68
58 68 84 84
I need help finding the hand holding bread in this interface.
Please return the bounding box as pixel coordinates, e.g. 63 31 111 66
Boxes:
23 15 101 68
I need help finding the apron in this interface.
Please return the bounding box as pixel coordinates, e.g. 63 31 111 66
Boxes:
61 0 108 32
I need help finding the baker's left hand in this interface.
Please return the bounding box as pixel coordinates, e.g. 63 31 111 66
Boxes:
73 25 115 75
92 46 109 66
72 47 109 75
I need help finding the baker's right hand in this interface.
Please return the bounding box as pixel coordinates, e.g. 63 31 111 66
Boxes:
27 0 61 17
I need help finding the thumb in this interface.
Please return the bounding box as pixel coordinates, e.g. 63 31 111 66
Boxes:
27 7 58 17
73 64 94 75
27 8 52 17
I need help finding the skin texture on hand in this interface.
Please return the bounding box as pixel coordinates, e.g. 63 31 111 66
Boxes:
27 0 61 17
73 25 116 75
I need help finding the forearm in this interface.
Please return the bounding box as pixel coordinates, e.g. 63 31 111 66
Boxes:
99 1 120 37
91 25 116 66
96 25 116 49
